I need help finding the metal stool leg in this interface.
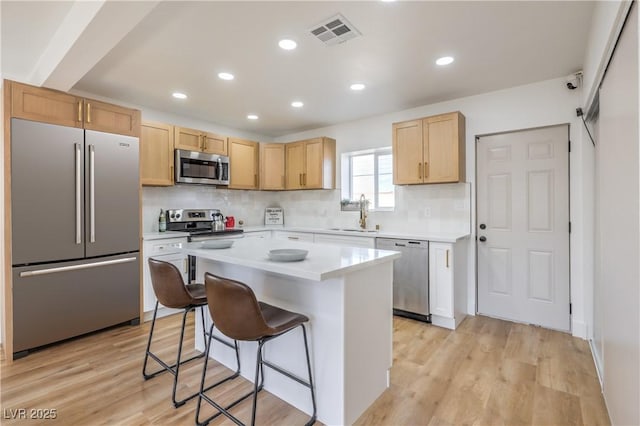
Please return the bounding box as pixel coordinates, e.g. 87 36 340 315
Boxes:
301 324 317 426
142 301 160 379
171 307 192 407
142 303 210 408
195 324 244 426
250 340 267 426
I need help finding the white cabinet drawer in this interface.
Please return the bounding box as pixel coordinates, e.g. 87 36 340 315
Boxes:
244 230 272 239
272 231 314 242
314 233 375 248
145 238 187 256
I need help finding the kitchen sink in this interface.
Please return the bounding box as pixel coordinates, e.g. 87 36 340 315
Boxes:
329 228 378 233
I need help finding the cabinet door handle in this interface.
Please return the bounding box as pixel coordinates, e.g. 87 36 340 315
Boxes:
446 249 449 268
89 145 96 243
418 163 422 179
303 173 306 186
87 103 91 123
202 136 207 151
424 161 429 178
170 165 174 181
75 143 82 244
299 173 302 186
287 236 299 240
77 101 82 122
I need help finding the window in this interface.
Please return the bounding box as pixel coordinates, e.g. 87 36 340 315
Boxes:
342 148 395 210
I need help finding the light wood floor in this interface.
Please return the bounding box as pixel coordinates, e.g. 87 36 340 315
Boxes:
0 314 610 425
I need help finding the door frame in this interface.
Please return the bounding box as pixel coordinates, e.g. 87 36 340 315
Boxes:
474 123 572 330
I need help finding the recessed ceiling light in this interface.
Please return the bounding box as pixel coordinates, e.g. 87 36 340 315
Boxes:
350 83 366 91
291 101 304 108
172 92 187 99
436 56 454 66
247 114 259 120
381 0 396 2
278 39 297 50
218 72 235 80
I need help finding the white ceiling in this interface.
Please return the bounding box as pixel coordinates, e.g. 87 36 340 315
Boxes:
2 1 595 138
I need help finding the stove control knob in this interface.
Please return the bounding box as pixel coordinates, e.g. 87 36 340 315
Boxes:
175 213 181 219
170 213 175 219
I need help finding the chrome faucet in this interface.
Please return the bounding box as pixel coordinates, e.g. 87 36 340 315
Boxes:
359 194 367 229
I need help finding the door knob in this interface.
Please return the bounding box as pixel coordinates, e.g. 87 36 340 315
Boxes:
479 224 486 230
479 236 487 242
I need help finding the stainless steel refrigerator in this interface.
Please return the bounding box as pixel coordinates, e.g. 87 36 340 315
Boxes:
11 118 140 358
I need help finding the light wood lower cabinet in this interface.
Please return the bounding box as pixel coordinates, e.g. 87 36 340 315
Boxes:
141 121 174 186
260 143 285 190
429 240 467 330
229 137 259 189
9 80 140 137
285 137 335 190
393 111 465 184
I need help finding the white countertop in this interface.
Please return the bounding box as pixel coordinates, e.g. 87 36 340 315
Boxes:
179 238 401 281
242 226 470 243
143 231 188 241
143 226 470 243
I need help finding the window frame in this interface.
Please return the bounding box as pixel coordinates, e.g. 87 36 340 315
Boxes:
343 147 394 211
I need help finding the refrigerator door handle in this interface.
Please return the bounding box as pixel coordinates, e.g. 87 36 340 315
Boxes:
75 143 82 244
89 144 96 243
19 257 137 277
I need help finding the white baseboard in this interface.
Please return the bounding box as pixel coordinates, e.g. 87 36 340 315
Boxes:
572 319 588 339
589 339 605 389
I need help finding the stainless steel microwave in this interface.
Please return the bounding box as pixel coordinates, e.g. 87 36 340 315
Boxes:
175 149 229 185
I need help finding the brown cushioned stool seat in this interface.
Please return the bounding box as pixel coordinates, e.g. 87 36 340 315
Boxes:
143 258 239 409
196 273 316 426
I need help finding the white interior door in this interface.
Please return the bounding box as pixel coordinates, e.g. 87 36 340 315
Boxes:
477 125 570 331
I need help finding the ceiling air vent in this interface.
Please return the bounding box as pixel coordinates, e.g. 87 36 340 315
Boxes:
309 14 361 46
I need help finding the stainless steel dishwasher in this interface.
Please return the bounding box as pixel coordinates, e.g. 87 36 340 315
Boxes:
375 238 430 322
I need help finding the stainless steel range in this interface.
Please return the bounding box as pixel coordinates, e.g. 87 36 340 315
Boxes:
165 209 243 281
165 209 244 241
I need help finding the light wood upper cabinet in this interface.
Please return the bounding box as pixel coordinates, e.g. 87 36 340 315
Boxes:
285 141 305 189
285 137 335 190
9 80 140 137
260 143 285 190
174 126 228 155
229 137 259 190
141 121 174 186
174 126 203 151
393 111 465 185
82 99 140 137
202 132 227 155
11 81 82 129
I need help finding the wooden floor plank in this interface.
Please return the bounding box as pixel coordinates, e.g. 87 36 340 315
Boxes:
0 313 610 425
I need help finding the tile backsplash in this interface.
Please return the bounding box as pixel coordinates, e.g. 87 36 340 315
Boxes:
142 183 471 235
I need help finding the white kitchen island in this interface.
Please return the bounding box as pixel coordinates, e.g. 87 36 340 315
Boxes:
179 238 400 425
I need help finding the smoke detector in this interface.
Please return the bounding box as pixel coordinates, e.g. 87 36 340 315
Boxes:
309 14 361 46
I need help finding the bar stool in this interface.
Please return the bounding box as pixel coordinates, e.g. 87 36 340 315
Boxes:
196 273 317 426
143 258 240 408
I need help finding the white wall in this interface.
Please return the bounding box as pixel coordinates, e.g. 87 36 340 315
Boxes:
271 76 585 332
582 1 632 109
594 4 639 424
